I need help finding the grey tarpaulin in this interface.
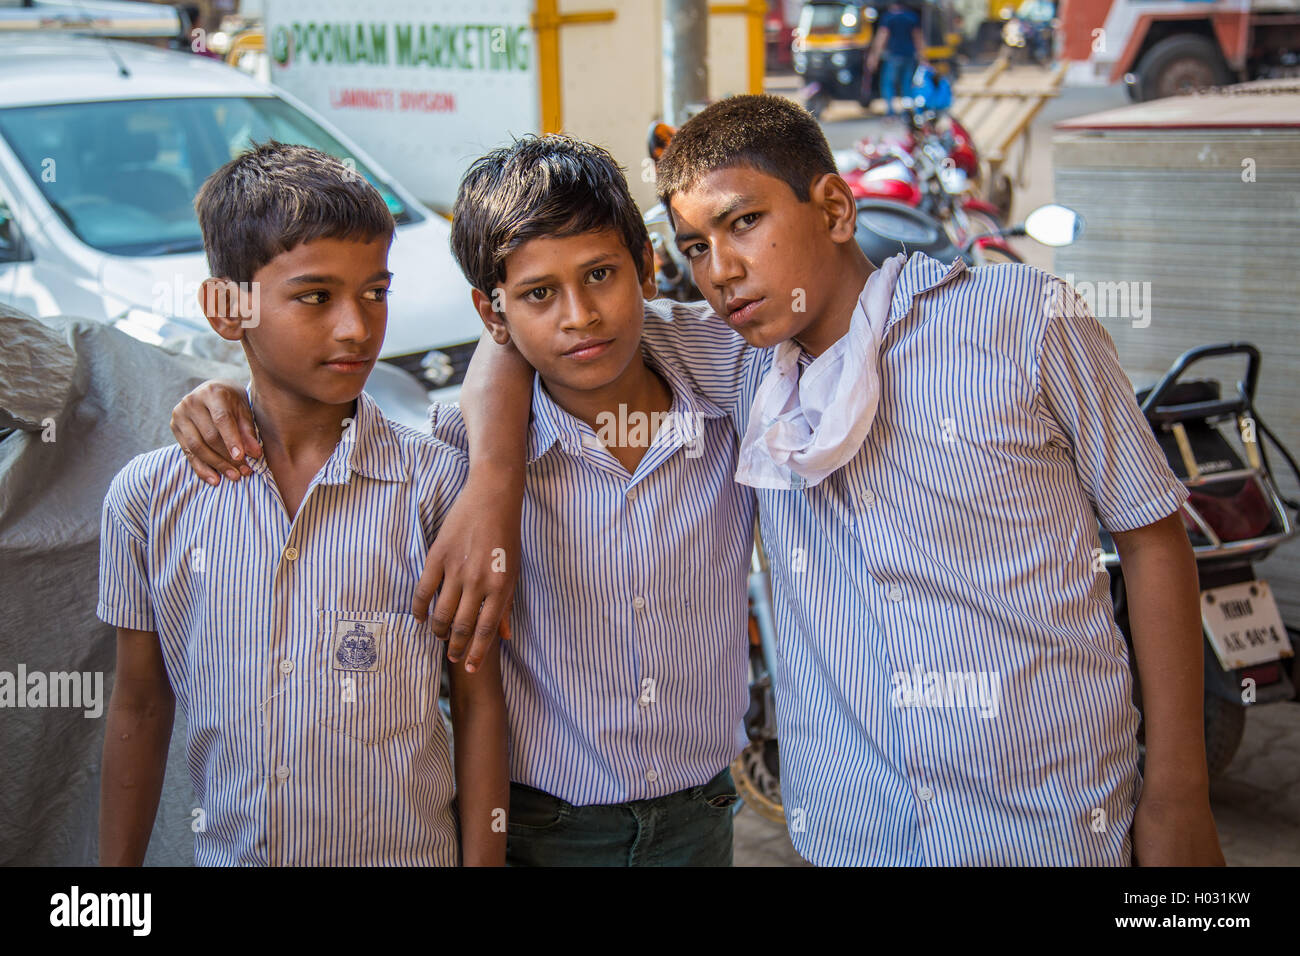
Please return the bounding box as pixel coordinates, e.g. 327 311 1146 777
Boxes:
0 304 247 865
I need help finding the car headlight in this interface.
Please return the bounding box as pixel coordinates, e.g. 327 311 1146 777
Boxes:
831 52 847 66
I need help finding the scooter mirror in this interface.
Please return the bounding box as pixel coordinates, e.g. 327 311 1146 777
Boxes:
1023 204 1084 247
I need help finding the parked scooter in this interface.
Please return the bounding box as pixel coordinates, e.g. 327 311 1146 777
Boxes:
1101 344 1299 775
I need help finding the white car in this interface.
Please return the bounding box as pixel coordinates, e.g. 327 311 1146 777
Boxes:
0 29 481 419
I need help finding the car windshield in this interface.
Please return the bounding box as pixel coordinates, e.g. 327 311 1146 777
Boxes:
798 3 864 35
0 96 417 257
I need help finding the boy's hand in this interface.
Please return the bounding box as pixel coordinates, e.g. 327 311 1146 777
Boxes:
1132 787 1225 865
169 379 261 484
413 466 522 671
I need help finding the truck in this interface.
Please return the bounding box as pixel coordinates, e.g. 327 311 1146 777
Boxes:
1057 0 1300 100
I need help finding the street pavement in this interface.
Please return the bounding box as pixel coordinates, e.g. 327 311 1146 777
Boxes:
730 70 1300 867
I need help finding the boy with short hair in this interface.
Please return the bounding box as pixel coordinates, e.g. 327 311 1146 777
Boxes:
432 96 1224 866
97 142 507 866
167 135 756 866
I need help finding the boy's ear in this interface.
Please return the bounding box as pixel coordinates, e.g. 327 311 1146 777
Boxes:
471 287 512 346
640 239 657 299
810 172 859 245
198 278 249 342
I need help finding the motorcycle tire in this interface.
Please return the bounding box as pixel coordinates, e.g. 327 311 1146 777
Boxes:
731 739 785 824
1203 694 1247 777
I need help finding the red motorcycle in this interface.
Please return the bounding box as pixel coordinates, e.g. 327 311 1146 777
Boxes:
837 109 1018 264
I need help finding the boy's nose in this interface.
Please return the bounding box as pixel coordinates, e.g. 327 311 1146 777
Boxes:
333 300 374 342
706 243 744 290
559 288 601 331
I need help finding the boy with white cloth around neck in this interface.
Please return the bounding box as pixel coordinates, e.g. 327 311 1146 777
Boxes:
416 94 1224 867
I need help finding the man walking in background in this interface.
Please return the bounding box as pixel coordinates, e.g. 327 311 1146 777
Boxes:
867 1 927 116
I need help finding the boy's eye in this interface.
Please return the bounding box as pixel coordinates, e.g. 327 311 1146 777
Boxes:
364 287 390 302
524 287 553 303
681 241 708 261
297 291 328 305
736 212 761 230
588 266 611 283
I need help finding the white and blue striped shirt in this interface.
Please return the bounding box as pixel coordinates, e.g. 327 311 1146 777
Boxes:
431 340 755 805
97 390 470 866
641 254 1189 865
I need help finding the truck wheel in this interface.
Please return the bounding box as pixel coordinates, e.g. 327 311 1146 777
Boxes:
1203 694 1247 776
1133 34 1233 101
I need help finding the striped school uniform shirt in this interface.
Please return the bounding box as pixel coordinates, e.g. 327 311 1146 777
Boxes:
641 254 1189 865
431 339 755 806
97 390 470 866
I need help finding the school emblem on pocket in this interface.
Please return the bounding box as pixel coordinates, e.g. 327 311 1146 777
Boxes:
333 620 382 671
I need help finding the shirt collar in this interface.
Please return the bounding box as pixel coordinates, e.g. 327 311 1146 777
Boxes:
525 335 728 466
885 251 968 334
244 385 407 484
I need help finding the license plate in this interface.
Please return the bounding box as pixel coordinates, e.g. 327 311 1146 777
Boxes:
1201 580 1294 671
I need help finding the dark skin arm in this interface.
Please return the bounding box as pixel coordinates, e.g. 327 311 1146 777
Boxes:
447 638 509 866
99 627 175 866
411 329 532 668
1113 510 1225 865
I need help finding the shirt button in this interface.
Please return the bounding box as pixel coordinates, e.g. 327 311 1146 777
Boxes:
886 584 903 602
645 769 659 783
627 487 638 502
918 786 935 802
284 546 299 562
278 659 293 675
860 489 876 506
275 765 290 781
632 595 646 610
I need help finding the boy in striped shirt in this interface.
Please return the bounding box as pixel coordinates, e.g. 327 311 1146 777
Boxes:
167 136 755 866
430 99 1225 866
97 143 507 866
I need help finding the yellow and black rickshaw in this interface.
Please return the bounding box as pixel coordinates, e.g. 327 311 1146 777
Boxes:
792 0 962 116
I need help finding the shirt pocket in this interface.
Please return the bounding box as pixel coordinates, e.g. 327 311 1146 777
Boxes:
317 609 437 744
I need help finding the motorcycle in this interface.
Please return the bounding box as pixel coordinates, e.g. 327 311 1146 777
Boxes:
1101 344 1299 775
838 105 1016 261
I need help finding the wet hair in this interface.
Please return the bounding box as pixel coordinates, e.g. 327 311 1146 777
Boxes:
194 140 395 284
450 134 650 295
655 94 837 208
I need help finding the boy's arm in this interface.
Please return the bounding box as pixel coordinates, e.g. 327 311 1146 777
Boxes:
170 380 260 485
1113 513 1224 865
446 639 509 866
1035 275 1220 864
100 627 175 866
412 331 531 669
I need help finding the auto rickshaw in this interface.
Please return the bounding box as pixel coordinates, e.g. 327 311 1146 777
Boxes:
792 0 963 117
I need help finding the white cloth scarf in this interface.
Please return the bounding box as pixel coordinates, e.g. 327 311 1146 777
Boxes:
735 253 906 491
